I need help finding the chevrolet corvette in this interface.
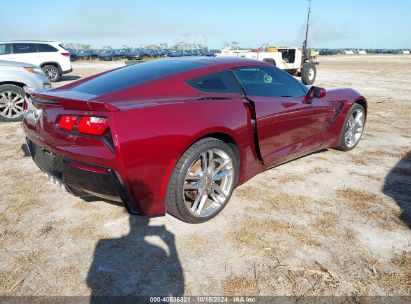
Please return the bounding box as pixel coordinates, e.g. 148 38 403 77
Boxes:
23 57 367 223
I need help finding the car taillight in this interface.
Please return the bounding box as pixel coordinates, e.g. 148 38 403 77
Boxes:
58 115 79 131
77 116 109 135
61 52 70 57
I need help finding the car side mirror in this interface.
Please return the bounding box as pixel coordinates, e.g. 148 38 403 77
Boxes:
304 86 326 103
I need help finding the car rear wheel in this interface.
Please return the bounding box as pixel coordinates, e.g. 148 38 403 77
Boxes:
42 65 61 82
0 84 25 122
336 103 365 151
166 138 239 223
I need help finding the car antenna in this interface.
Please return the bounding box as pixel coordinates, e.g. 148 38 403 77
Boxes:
302 0 312 60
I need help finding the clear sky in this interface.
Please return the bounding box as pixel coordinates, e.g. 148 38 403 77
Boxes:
1 0 410 49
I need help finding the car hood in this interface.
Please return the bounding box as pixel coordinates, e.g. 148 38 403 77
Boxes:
0 60 39 68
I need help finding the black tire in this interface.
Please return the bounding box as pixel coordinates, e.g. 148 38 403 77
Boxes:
42 64 61 82
0 84 25 122
166 138 239 223
336 103 366 151
301 63 316 85
263 58 276 66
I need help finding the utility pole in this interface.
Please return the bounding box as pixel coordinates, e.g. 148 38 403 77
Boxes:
303 0 312 59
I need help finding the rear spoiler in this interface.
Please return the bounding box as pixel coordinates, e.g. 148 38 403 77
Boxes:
24 87 119 112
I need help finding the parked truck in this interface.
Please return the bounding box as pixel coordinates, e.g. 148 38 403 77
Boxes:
216 45 319 85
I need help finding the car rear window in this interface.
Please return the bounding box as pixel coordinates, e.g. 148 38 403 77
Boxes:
71 59 204 95
36 44 57 52
186 70 241 94
13 43 37 54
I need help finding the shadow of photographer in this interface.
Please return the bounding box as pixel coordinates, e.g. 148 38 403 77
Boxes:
87 215 184 302
383 151 411 229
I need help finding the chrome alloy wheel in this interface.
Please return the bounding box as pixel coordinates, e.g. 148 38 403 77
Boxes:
183 148 235 218
344 109 364 148
44 67 58 80
0 91 25 119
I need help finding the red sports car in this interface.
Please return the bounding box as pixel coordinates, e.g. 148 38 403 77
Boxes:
23 57 367 223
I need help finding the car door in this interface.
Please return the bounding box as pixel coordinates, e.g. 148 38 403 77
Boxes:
233 65 333 166
11 43 39 66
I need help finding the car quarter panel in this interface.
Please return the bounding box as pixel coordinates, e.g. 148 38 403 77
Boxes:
111 97 262 215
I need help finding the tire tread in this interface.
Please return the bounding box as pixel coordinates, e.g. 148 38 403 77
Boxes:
166 138 238 223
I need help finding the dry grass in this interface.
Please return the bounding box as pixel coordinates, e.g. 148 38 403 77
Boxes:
276 173 306 184
261 219 320 247
245 193 310 214
0 250 45 293
391 251 411 269
183 233 207 257
73 200 98 212
363 149 407 159
313 212 340 235
268 193 310 209
269 268 340 296
335 188 378 202
226 222 263 247
69 225 106 239
309 167 332 175
348 154 368 166
226 218 320 248
356 252 411 294
234 184 269 201
38 220 66 236
344 228 358 244
58 265 80 278
221 276 260 296
336 188 403 230
350 171 383 182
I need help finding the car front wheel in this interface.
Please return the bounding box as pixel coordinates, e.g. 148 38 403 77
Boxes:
0 84 25 122
166 138 239 223
337 103 365 151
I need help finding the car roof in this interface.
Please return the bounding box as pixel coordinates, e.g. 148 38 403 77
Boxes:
0 40 61 44
168 56 268 68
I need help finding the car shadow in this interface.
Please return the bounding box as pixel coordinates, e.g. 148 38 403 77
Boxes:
61 75 81 81
87 215 184 302
21 143 31 157
383 151 411 229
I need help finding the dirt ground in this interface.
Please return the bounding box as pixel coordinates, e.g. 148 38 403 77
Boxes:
0 55 410 297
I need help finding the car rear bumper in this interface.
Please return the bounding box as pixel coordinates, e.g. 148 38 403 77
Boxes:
26 139 140 214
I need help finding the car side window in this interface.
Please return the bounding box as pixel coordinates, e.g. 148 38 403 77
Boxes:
36 44 57 52
13 43 37 54
0 44 12 55
186 70 242 94
233 66 306 97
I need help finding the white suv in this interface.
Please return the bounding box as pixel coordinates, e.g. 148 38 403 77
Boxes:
0 40 72 82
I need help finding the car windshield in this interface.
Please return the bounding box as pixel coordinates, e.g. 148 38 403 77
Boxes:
71 59 205 95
